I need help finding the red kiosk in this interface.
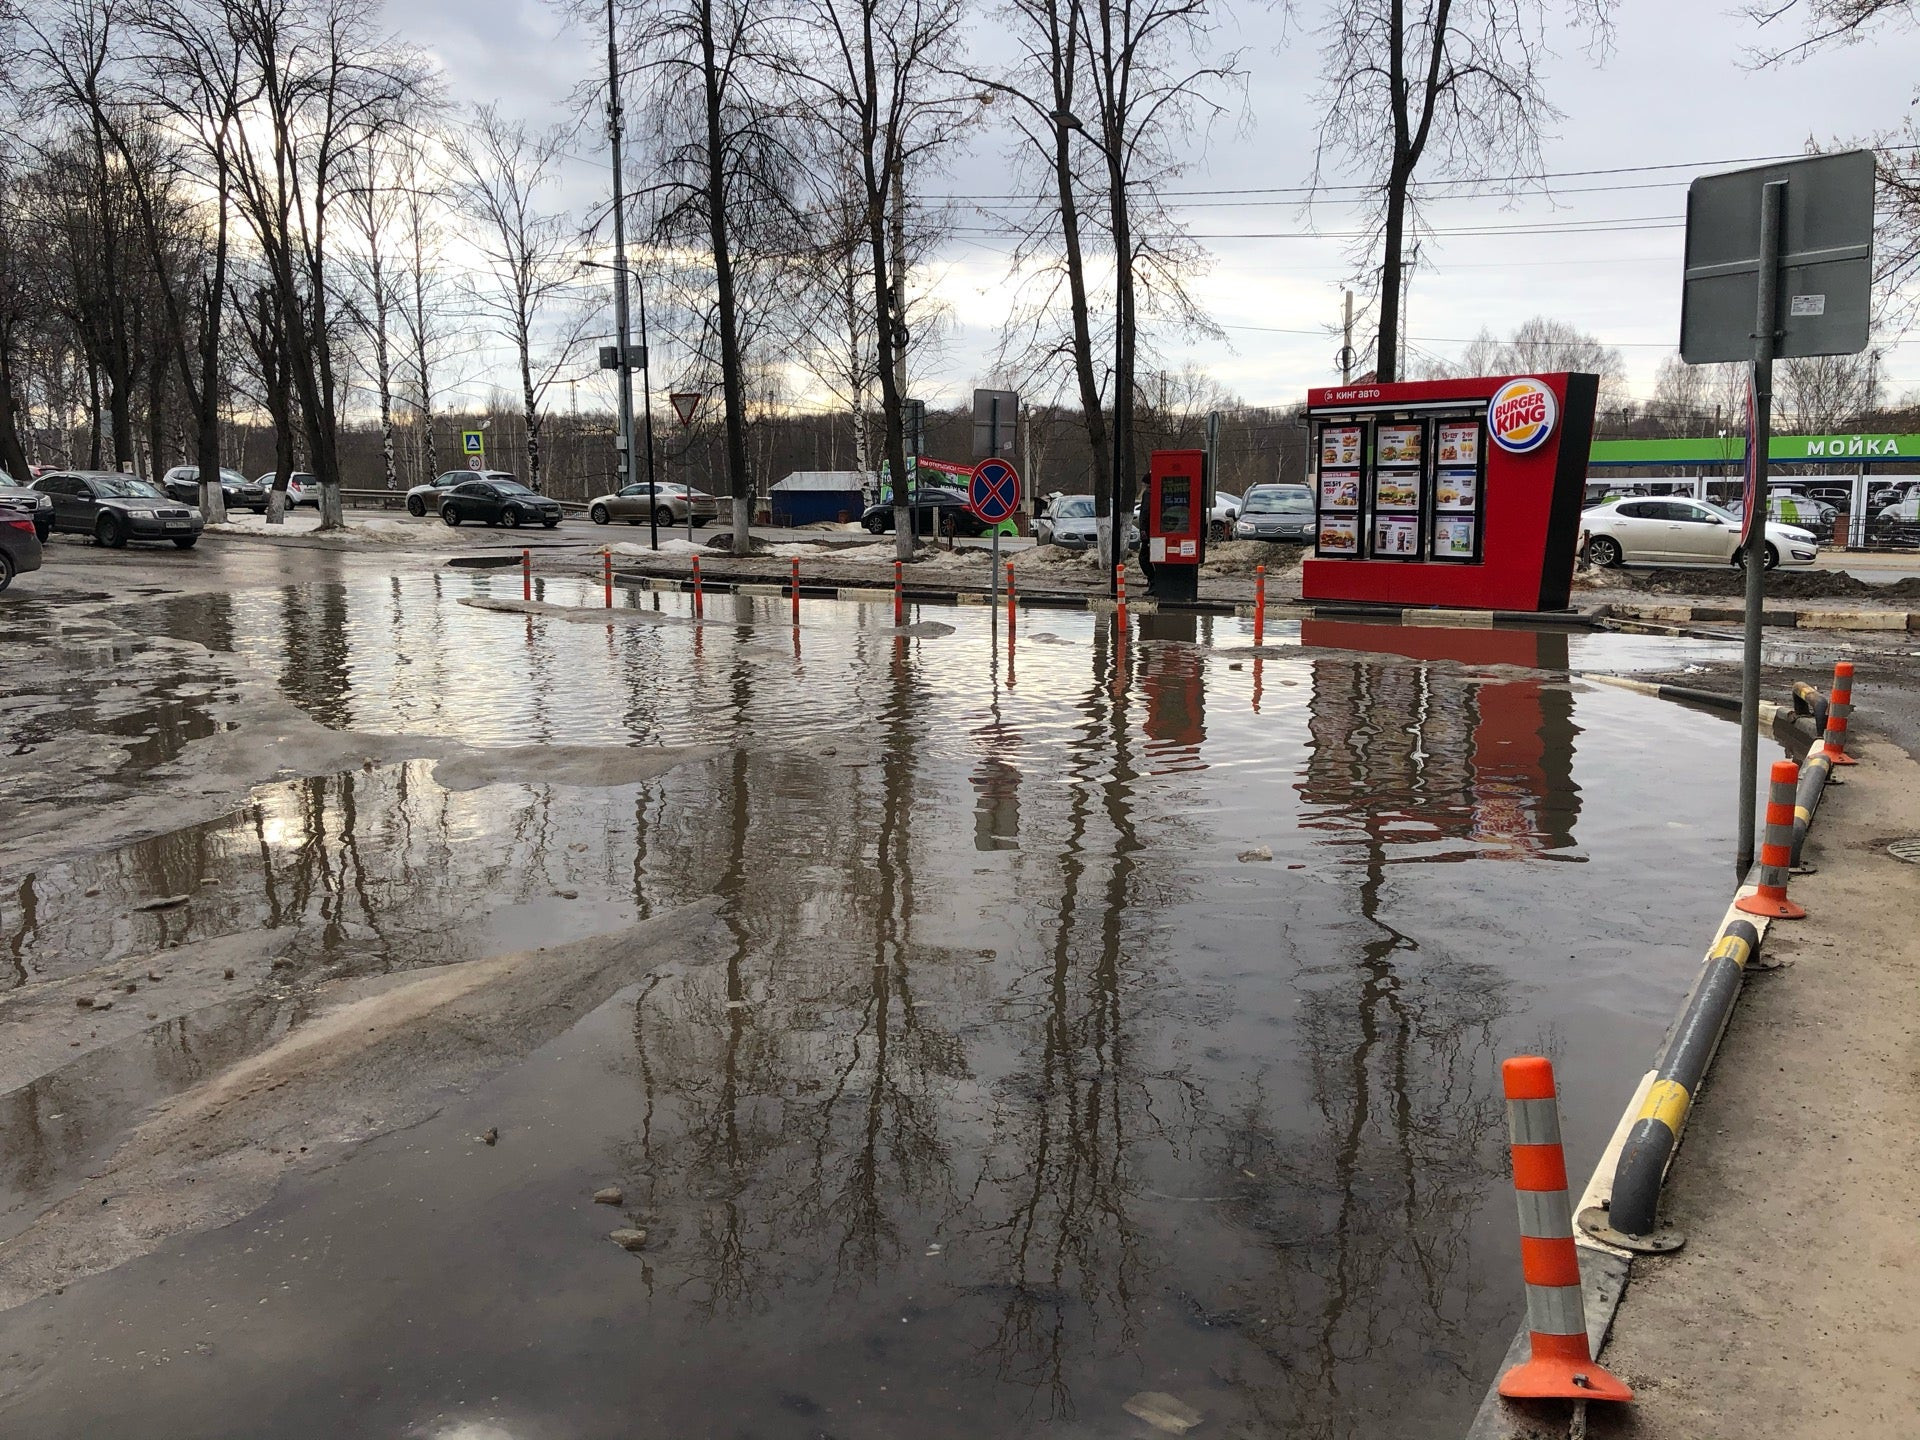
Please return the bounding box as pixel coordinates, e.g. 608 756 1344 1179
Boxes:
1302 372 1598 612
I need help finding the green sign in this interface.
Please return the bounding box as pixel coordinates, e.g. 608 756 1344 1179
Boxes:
1589 433 1920 467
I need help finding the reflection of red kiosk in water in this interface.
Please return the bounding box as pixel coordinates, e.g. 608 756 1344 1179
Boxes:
1304 373 1598 612
1297 620 1580 859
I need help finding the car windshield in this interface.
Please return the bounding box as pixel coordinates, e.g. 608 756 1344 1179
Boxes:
1244 491 1311 514
94 476 164 499
495 481 536 496
1053 496 1095 519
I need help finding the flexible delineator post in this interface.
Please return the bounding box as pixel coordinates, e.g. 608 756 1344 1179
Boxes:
1822 661 1858 765
691 554 703 617
1254 564 1266 647
1498 1056 1634 1404
522 549 531 602
1736 759 1806 919
603 549 612 608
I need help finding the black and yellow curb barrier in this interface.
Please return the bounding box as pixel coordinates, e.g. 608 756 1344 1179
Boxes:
1599 916 1764 1240
1791 679 1829 730
1577 673 1805 731
1790 742 1835 870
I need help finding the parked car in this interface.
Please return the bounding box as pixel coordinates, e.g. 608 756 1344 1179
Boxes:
253 472 321 507
860 486 992 537
0 500 43 589
587 481 720 527
1873 492 1920 544
408 470 512 516
1581 496 1817 570
1234 485 1316 542
439 477 562 529
162 466 268 512
1209 490 1242 540
1035 493 1140 552
0 478 54 541
32 471 203 548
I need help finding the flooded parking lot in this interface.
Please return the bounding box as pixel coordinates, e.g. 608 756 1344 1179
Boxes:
1 564 1761 1438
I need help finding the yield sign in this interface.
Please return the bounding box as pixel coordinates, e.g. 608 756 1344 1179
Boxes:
669 391 705 426
969 457 1021 524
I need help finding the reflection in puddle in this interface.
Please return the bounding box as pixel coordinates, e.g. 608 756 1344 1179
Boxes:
0 582 1770 1438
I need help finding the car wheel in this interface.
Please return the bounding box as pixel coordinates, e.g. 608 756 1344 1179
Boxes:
864 514 887 534
95 513 126 549
407 495 426 517
442 506 461 526
1586 534 1622 568
1209 519 1231 541
590 504 610 524
0 551 13 591
654 506 674 528
172 536 198 549
503 508 522 529
1737 543 1780 571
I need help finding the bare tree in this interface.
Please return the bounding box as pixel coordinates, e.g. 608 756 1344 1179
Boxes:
1434 315 1629 416
1310 0 1612 383
794 0 975 560
446 105 586 494
1777 351 1881 432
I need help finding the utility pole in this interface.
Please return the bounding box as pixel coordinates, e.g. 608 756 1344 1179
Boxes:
1341 289 1354 384
605 0 647 547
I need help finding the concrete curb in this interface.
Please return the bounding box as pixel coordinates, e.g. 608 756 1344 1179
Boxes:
604 568 1605 629
1602 601 1920 631
1465 703 1848 1439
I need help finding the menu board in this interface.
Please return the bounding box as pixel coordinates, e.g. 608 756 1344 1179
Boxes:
1373 515 1419 557
1436 422 1479 468
1320 471 1360 512
1318 515 1360 555
1435 469 1477 512
1377 424 1423 467
1432 516 1477 559
1320 426 1363 469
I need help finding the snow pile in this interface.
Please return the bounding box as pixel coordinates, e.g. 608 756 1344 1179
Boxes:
612 537 711 557
1202 539 1304 574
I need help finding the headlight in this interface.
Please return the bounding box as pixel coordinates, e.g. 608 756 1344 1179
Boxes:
1235 522 1253 536
128 508 155 519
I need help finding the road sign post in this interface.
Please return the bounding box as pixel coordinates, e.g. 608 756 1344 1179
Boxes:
1680 151 1873 877
970 457 1022 624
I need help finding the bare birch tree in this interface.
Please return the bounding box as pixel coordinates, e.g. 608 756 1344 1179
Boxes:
1311 0 1613 384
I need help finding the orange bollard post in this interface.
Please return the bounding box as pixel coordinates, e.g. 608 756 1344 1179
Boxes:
1736 760 1807 918
1254 563 1266 647
522 548 531 602
1006 559 1016 627
1116 563 1128 629
603 549 613 608
691 554 703 617
1822 661 1858 765
893 559 904 626
790 556 800 623
1498 1056 1634 1405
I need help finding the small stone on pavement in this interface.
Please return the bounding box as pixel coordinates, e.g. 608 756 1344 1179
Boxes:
1123 1392 1203 1434
609 1228 648 1252
593 1187 624 1206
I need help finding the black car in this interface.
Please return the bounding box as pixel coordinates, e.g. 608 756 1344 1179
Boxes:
440 478 562 529
161 466 268 512
860 487 989 537
32 471 204 548
0 481 54 541
0 502 43 589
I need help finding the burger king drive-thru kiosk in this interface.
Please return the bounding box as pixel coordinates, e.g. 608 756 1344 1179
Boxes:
1302 372 1599 613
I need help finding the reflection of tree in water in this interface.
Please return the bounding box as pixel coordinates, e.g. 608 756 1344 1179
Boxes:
276 583 354 728
1213 652 1536 1438
626 640 964 1317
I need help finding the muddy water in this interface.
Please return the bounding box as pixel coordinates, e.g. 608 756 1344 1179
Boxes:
0 577 1760 1438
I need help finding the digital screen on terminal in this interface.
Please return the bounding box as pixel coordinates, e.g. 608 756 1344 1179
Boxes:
1159 475 1191 535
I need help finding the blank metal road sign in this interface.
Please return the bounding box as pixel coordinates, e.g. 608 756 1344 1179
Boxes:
1681 150 1874 364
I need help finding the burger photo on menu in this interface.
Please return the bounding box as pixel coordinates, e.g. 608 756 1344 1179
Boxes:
1318 517 1359 553
1436 423 1479 467
1319 472 1360 510
1376 425 1423 466
1320 426 1362 468
1374 475 1420 509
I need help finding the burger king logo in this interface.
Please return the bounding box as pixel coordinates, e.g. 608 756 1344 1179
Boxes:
1486 378 1557 455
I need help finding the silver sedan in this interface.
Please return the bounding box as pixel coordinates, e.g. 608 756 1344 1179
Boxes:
587 482 720 527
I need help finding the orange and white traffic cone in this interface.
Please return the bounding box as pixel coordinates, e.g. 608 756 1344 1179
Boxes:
1736 759 1807 919
1822 661 1858 765
1498 1056 1633 1405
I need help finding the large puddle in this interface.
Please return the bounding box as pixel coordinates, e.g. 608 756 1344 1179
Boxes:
0 577 1764 1437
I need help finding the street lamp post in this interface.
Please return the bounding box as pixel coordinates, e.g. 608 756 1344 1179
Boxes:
598 0 659 551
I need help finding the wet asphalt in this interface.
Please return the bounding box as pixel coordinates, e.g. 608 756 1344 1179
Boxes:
0 536 1810 1439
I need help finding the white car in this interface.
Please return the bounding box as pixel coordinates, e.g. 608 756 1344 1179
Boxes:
1582 497 1818 570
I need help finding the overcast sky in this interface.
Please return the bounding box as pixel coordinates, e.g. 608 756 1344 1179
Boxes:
392 0 1915 415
